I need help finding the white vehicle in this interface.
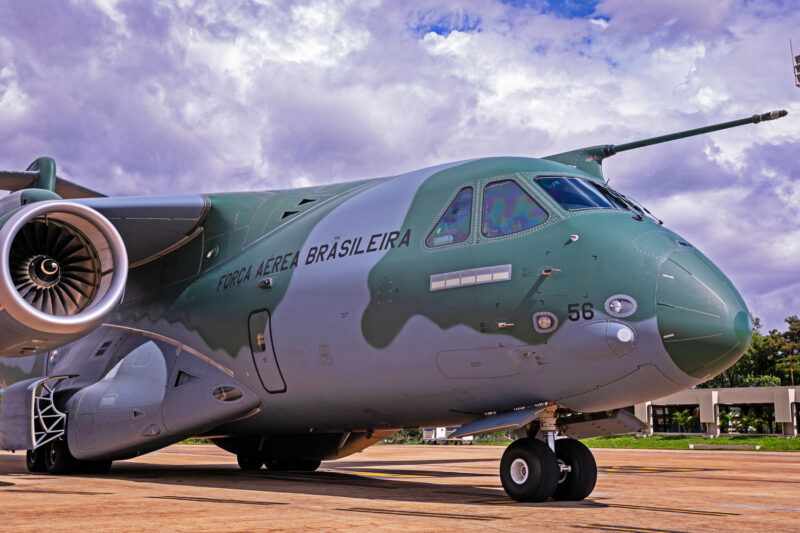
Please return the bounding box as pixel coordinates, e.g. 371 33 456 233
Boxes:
422 427 475 445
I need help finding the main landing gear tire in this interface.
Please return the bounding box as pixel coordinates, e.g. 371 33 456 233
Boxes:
33 440 113 475
266 459 321 472
26 448 47 473
44 439 77 475
500 438 559 502
237 455 265 471
553 438 597 501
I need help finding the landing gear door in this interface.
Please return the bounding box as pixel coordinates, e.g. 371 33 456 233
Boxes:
248 310 287 393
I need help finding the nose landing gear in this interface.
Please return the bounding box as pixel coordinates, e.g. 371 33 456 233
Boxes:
499 404 597 502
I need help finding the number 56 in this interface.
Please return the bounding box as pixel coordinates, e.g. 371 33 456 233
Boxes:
567 303 594 321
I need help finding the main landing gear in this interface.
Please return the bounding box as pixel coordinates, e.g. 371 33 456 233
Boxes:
25 439 112 475
499 406 597 502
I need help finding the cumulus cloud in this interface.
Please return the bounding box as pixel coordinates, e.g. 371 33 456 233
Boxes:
0 0 798 329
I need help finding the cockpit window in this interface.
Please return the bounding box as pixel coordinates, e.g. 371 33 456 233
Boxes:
426 187 473 247
481 180 548 238
535 176 661 223
536 176 617 210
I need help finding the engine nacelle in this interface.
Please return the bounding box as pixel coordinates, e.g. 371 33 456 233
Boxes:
0 201 128 356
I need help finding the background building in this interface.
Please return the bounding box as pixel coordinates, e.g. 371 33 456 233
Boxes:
634 386 798 437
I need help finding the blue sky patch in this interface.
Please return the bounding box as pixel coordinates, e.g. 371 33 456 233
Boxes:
410 9 482 37
501 0 599 19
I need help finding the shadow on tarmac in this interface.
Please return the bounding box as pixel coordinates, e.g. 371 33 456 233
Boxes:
0 452 744 517
1 451 604 508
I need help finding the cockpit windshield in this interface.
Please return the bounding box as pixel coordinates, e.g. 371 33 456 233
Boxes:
534 176 659 222
536 177 617 210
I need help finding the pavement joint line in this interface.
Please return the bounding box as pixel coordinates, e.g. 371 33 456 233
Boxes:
148 495 288 506
606 473 800 485
328 469 421 478
0 488 113 495
336 506 510 521
571 523 690 533
600 503 739 517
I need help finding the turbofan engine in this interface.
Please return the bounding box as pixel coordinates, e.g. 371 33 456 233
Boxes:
0 201 128 356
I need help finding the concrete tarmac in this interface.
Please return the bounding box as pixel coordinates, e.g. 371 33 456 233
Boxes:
1 444 799 532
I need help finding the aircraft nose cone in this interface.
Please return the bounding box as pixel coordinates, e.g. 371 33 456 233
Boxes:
656 247 752 380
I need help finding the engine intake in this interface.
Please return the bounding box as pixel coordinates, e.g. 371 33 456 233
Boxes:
0 201 128 356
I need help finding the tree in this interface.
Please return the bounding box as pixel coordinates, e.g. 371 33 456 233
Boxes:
741 374 782 387
738 407 771 434
699 315 799 388
671 409 697 433
718 409 738 433
777 353 800 386
777 316 800 386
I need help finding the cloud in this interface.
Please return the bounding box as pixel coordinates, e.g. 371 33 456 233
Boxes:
0 0 797 329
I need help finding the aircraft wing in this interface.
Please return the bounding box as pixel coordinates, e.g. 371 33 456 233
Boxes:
1 158 209 268
0 170 104 199
77 195 209 267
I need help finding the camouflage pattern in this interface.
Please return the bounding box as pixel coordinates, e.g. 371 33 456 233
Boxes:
0 154 754 455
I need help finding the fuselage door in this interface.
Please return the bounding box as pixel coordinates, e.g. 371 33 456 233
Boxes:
248 310 287 393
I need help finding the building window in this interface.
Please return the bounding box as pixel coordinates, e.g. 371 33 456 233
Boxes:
718 404 779 435
651 404 702 433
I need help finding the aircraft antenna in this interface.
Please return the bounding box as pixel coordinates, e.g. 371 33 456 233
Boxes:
544 109 789 179
608 110 788 156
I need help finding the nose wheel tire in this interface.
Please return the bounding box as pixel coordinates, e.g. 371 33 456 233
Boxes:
553 438 597 501
237 454 265 471
500 438 559 502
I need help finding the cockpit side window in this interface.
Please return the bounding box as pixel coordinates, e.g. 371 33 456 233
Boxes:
426 187 473 247
535 176 617 210
481 180 548 238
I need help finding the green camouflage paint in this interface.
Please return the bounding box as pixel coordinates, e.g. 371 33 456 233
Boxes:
362 158 664 348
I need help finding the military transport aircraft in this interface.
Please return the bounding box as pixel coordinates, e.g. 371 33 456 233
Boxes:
0 109 787 502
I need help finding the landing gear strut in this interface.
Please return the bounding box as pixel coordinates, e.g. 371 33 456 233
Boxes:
499 404 597 502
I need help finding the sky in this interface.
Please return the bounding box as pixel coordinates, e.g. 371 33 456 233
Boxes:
0 0 798 331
